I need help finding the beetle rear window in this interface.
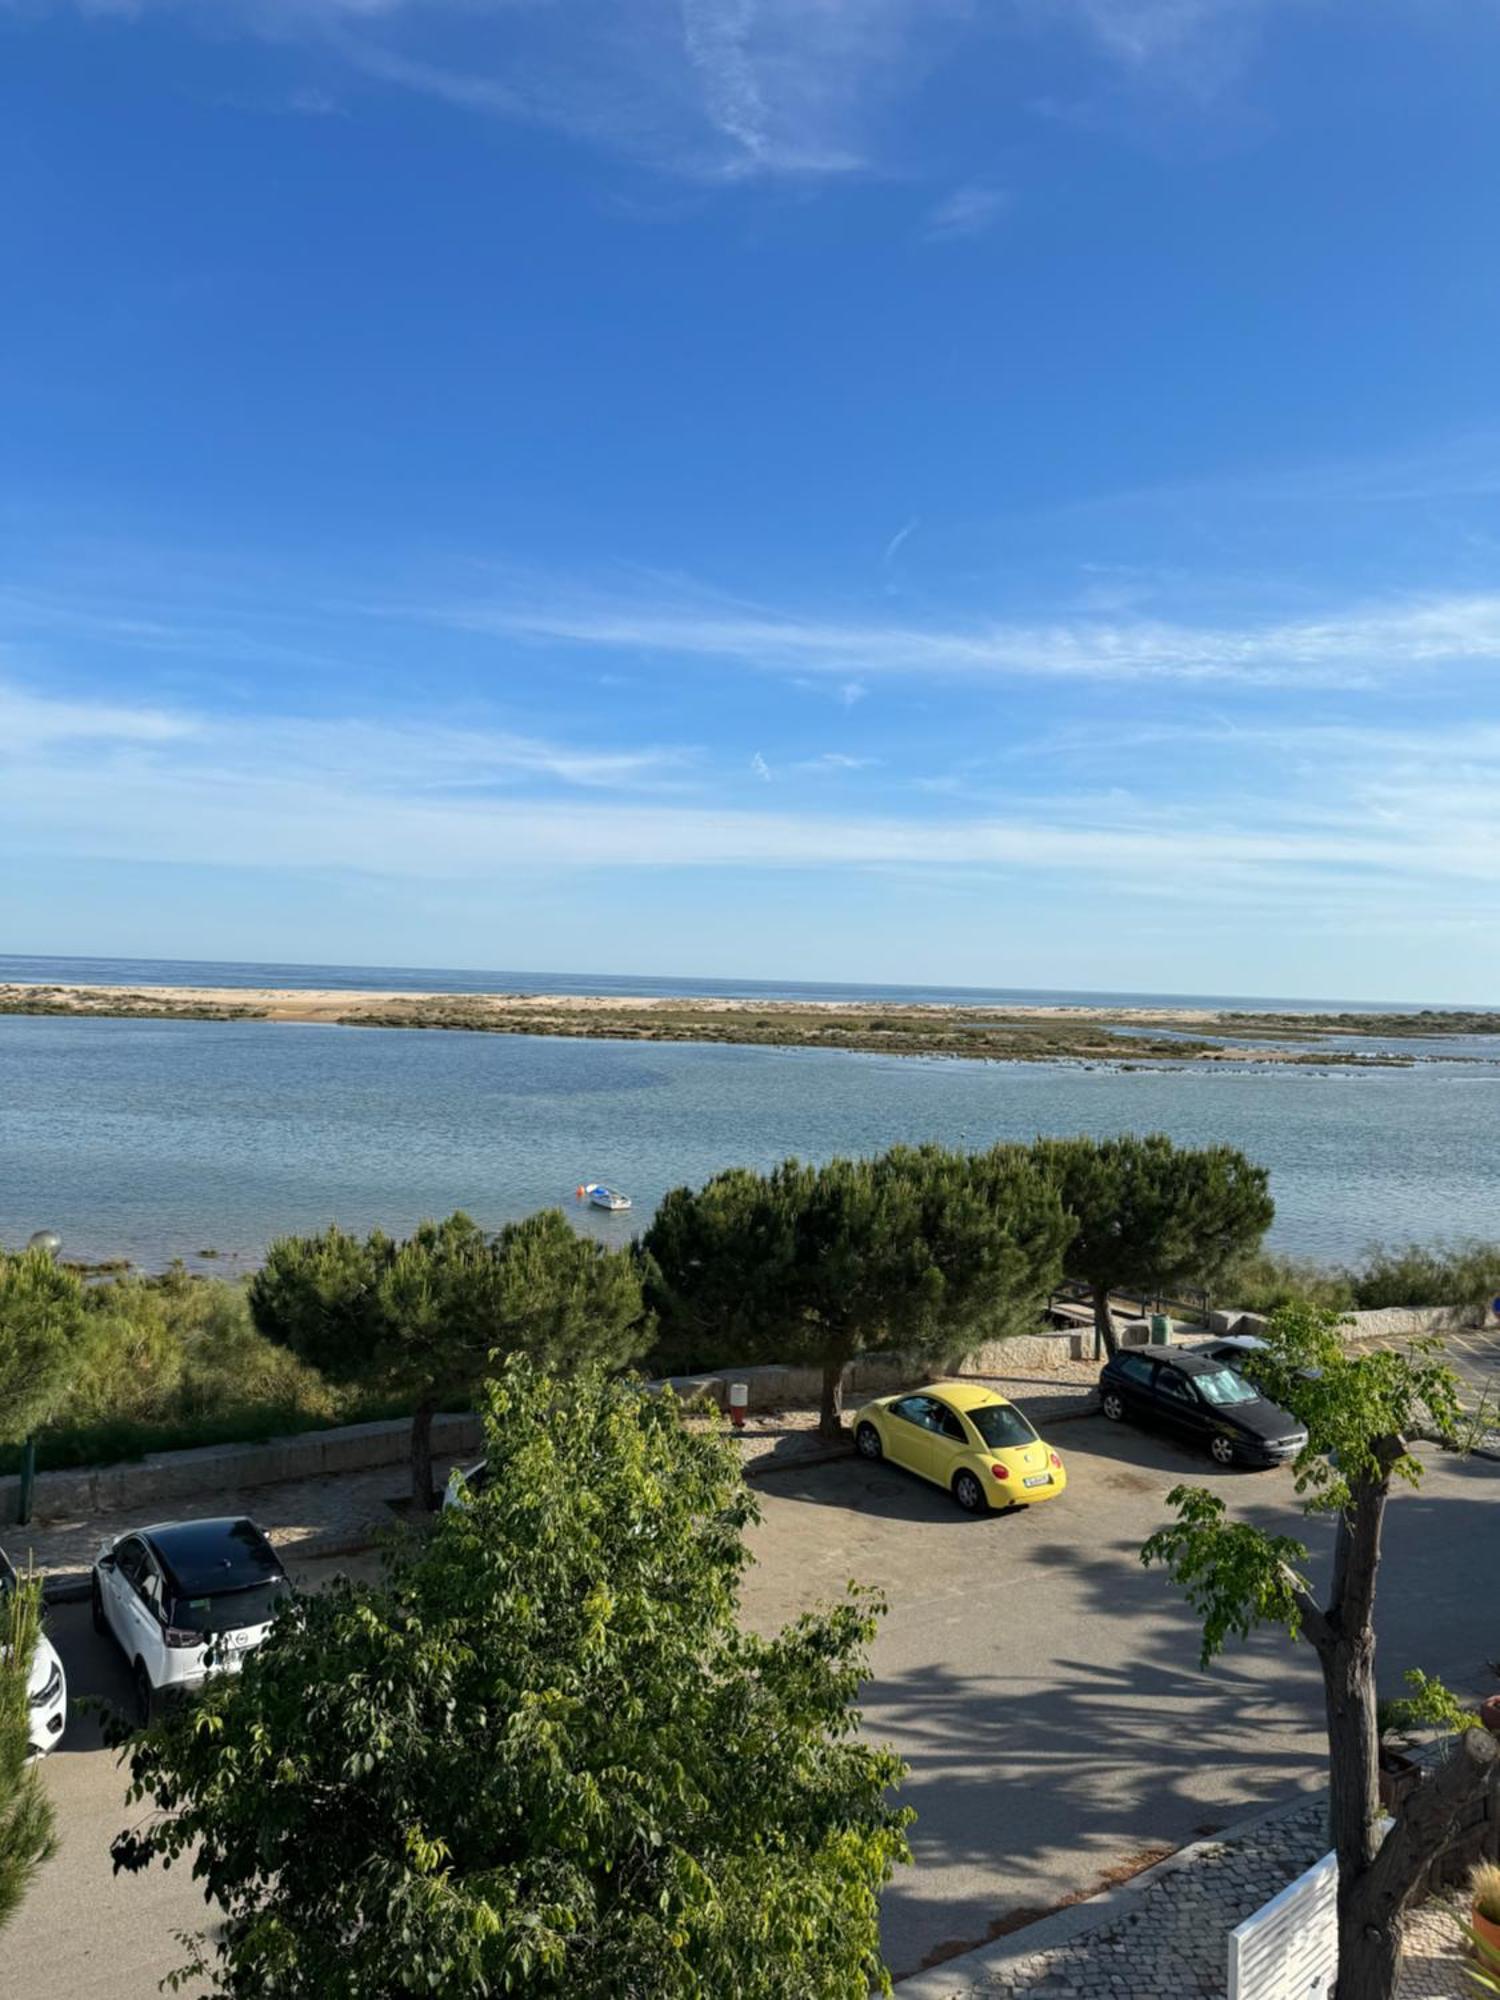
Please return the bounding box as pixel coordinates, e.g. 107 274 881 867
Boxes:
967 1404 1038 1449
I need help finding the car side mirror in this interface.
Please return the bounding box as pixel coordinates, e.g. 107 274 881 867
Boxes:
98 1553 116 1570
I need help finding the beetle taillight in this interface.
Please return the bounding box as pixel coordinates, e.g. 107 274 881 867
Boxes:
1049 1452 1062 1468
991 1463 1010 1480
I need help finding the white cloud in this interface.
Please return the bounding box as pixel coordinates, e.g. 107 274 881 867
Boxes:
924 183 1010 240
882 519 919 565
749 750 772 781
3 677 1500 917
0 679 692 791
795 751 878 772
420 585 1500 689
0 682 196 748
23 0 967 181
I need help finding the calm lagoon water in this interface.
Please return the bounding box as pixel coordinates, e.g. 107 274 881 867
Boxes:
2 1011 1497 1271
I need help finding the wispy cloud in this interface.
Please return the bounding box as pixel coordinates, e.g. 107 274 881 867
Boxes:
419 584 1500 689
26 0 966 182
0 677 693 793
4 676 1500 913
882 518 919 565
1032 0 1293 97
923 183 1010 240
0 681 196 748
795 751 879 772
749 749 772 782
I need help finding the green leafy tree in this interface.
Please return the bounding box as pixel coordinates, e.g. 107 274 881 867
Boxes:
646 1143 1072 1437
0 1245 88 1442
0 1569 57 1933
1032 1134 1274 1356
1142 1304 1498 2000
250 1209 648 1508
111 1359 911 1998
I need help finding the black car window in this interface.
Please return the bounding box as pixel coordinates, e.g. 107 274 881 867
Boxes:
931 1403 966 1442
1115 1354 1155 1386
115 1538 148 1588
170 1579 292 1635
967 1403 1038 1450
889 1395 929 1426
1157 1370 1195 1404
140 1567 165 1615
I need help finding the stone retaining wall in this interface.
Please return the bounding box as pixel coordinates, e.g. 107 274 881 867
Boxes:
659 1328 1088 1413
1209 1303 1495 1340
1 1411 485 1526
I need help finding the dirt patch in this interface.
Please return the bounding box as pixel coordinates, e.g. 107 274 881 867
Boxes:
915 1842 1178 1970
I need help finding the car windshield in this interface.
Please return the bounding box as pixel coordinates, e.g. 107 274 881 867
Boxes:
169 1578 292 1634
967 1403 1038 1449
1193 1367 1260 1408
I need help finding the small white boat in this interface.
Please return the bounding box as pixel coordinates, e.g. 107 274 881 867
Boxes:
580 1183 631 1212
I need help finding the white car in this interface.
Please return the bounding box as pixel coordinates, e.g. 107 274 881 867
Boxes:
1188 1334 1271 1367
1188 1333 1321 1381
441 1459 490 1511
1 1548 67 1757
91 1516 291 1722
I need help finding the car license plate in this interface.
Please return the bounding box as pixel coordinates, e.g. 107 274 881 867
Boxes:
1023 1472 1052 1488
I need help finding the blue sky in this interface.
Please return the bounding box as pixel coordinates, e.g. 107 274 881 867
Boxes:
2 0 1499 999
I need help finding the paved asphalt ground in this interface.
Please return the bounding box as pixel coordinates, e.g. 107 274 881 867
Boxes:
3 1418 1495 1997
1377 1323 1500 1418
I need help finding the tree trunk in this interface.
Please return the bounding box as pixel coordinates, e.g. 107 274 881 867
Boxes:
819 1352 850 1438
410 1400 437 1512
1090 1282 1119 1359
1334 1726 1500 2000
1315 1457 1399 2000
1323 1634 1386 1997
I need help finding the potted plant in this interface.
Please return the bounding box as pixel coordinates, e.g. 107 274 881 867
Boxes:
1474 1862 1500 1960
1376 1697 1424 1813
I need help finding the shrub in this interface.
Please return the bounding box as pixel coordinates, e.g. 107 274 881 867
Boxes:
1220 1250 1356 1315
1350 1239 1500 1315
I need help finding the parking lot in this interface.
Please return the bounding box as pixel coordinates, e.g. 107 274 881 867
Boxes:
1352 1322 1500 1422
3 1415 1496 1996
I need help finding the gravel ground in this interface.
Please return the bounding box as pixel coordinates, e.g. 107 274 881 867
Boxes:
922 1796 1476 1999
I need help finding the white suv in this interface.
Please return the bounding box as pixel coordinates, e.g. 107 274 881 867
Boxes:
1 1548 67 1757
91 1517 291 1722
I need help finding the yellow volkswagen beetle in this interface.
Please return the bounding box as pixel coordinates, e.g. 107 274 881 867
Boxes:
852 1381 1067 1513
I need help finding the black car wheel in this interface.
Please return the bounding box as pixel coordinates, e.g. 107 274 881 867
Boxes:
1210 1433 1237 1467
1101 1390 1126 1422
855 1421 883 1462
90 1572 107 1636
952 1471 986 1514
134 1661 155 1728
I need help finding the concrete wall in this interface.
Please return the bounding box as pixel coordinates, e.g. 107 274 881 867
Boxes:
656 1328 1088 1414
1208 1303 1493 1341
2 1411 484 1527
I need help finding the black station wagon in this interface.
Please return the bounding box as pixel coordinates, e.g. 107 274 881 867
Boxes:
1098 1347 1307 1469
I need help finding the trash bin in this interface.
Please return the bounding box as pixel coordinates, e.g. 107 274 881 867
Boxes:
1149 1313 1172 1345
